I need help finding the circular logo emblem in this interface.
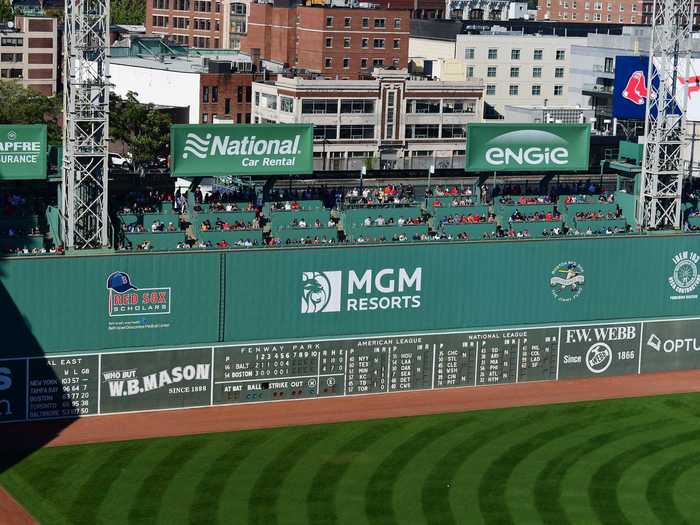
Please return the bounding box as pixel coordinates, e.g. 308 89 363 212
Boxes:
669 252 700 296
550 261 585 302
7 131 16 140
301 272 332 313
585 342 612 374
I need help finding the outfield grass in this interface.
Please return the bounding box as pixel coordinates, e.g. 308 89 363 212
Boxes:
3 393 700 524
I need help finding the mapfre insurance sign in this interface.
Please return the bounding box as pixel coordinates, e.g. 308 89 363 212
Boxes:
0 124 47 180
465 123 590 172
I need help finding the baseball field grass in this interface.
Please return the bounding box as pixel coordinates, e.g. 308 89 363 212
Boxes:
3 393 700 524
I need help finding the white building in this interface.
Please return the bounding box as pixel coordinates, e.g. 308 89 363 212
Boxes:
251 69 484 170
456 32 585 115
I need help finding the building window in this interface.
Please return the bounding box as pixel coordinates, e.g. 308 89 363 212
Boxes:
407 99 440 113
393 39 400 49
464 48 475 60
532 85 541 96
224 98 231 114
326 16 333 28
324 57 332 68
362 17 369 28
0 53 22 62
254 92 259 106
344 16 351 27
339 125 374 139
443 100 475 113
374 18 385 28
280 96 293 112
341 99 374 113
361 38 368 48
488 48 498 60
510 67 519 78
211 86 218 103
302 99 338 114
373 39 385 49
487 66 496 77
486 84 496 95
509 85 519 96
511 49 520 60
343 58 350 69
554 67 565 78
361 58 368 69
202 86 209 103
441 125 466 139
466 66 474 78
394 18 401 28
604 57 614 73
202 113 208 123
314 125 337 140
405 124 439 138
325 37 332 48
372 58 384 68
344 37 350 48
246 86 251 101
533 67 542 78
554 85 564 96
534 49 543 60
556 49 566 60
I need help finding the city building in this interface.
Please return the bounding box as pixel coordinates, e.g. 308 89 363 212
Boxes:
251 68 484 169
0 16 59 96
536 0 643 24
147 0 224 48
447 0 528 21
455 32 585 116
110 39 260 123
241 1 410 79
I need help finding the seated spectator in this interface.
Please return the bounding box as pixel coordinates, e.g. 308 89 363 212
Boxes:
314 218 322 228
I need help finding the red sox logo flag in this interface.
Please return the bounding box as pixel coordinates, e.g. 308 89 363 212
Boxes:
621 71 649 105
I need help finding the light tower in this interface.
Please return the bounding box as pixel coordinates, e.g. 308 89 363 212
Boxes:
638 0 694 230
61 0 111 249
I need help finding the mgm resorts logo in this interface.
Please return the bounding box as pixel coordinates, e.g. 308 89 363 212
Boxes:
484 129 571 168
669 251 700 300
301 268 422 314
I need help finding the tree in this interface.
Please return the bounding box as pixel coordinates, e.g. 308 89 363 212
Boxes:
0 0 13 23
111 0 145 25
0 80 62 142
109 92 171 169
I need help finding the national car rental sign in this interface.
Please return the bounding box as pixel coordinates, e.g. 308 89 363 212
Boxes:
465 123 590 172
170 123 314 177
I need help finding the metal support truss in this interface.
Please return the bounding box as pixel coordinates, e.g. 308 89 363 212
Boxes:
61 0 111 248
638 0 694 229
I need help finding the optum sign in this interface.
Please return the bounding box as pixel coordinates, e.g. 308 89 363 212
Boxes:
170 123 314 177
465 123 590 172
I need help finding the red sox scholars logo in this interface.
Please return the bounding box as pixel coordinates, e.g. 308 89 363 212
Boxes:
622 71 650 105
107 271 171 317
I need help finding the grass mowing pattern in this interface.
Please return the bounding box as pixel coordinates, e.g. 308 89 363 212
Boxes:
3 393 700 524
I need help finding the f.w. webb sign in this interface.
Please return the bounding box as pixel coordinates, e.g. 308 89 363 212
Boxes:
170 123 314 177
465 123 590 172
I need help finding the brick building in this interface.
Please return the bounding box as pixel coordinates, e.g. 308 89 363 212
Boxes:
0 16 59 96
536 0 643 24
147 0 223 47
110 40 260 123
241 2 410 79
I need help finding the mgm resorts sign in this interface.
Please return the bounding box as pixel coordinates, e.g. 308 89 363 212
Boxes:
465 123 590 172
170 123 314 177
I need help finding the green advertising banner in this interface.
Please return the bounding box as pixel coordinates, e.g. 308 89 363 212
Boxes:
170 123 314 177
465 123 590 172
0 124 47 180
225 236 700 343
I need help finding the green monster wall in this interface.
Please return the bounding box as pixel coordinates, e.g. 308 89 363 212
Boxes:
1 234 700 358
